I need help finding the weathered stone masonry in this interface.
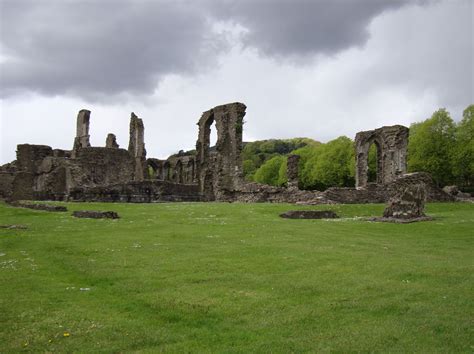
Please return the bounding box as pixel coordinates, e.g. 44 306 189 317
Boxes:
0 102 454 204
72 109 91 154
287 154 300 189
128 113 147 181
196 102 246 200
355 125 409 188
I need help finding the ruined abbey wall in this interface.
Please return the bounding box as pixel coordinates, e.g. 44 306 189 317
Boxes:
0 102 454 204
355 125 409 188
196 102 246 200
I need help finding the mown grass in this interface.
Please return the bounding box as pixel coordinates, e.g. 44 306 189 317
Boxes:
0 201 473 352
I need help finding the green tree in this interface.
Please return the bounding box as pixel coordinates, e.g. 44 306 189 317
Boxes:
453 105 474 186
297 144 325 189
277 158 288 186
408 108 456 186
253 156 286 186
242 138 320 181
242 159 258 180
367 143 377 182
294 136 355 190
310 136 355 190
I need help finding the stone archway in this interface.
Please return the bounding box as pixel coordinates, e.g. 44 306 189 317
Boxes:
175 160 183 184
195 102 246 200
186 159 195 184
147 158 163 180
355 125 409 189
162 161 171 181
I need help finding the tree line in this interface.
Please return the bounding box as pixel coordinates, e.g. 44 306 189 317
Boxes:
243 105 473 191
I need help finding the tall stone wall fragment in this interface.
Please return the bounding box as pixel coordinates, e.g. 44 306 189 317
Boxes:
287 154 300 189
355 125 409 188
128 112 147 181
106 133 119 148
73 109 91 153
195 102 246 200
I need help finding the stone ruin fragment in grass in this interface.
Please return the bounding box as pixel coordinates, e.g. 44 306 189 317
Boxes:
0 224 28 229
370 173 433 223
8 201 67 212
280 210 339 219
72 210 120 219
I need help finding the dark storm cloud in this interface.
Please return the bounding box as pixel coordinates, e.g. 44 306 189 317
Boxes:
0 0 221 98
212 0 414 57
0 0 416 98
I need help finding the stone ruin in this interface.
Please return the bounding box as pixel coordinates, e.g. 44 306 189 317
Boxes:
365 172 435 223
0 102 454 204
195 103 246 200
355 125 408 188
286 155 300 189
72 210 120 219
280 210 339 219
383 173 428 219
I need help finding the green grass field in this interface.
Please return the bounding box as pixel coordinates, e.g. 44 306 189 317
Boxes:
0 201 473 352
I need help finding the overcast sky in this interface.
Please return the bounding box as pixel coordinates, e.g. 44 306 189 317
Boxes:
0 0 472 164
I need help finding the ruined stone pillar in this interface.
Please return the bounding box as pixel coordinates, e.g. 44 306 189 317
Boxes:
106 133 119 148
287 154 300 189
195 102 246 200
128 112 147 181
383 174 427 219
73 109 91 151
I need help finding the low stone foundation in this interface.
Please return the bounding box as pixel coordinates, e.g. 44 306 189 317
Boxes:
367 216 434 223
9 201 68 212
0 224 28 229
72 210 120 219
323 185 386 203
68 180 203 203
280 210 339 219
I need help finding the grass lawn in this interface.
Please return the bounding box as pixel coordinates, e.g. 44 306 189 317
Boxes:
0 201 473 352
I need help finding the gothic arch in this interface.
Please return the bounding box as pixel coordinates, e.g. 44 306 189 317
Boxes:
355 125 409 188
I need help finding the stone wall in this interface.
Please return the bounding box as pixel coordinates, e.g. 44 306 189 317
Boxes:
387 172 454 202
128 113 147 181
71 147 135 188
16 144 54 173
220 181 328 204
323 184 387 204
0 162 17 199
383 173 427 219
322 173 453 204
287 154 300 189
7 109 142 201
355 125 409 188
72 109 91 154
69 180 202 203
0 104 460 205
0 172 15 199
106 133 119 148
196 102 246 200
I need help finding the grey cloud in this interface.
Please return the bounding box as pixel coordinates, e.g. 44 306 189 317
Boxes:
0 1 221 99
364 0 472 114
212 0 414 58
0 0 422 99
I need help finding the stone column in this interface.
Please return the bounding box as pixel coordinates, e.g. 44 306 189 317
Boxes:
73 109 91 152
287 154 300 189
106 133 119 148
128 113 147 181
